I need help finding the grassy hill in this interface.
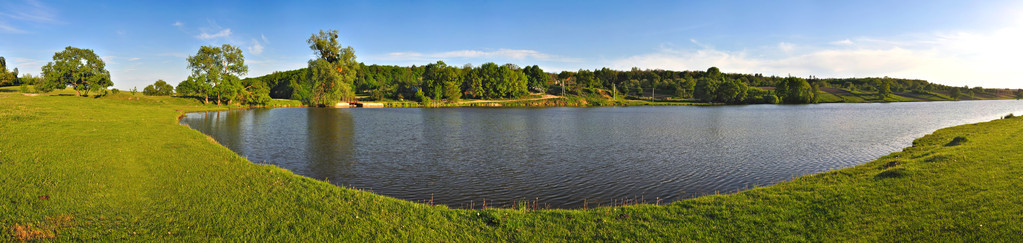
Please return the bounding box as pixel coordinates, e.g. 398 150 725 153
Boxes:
2 88 1022 241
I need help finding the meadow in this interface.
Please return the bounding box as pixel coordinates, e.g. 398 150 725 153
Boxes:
2 87 1022 241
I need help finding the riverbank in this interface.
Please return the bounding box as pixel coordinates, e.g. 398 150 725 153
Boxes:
2 91 1022 241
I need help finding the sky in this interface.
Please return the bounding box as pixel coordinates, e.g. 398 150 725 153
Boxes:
2 0 1023 89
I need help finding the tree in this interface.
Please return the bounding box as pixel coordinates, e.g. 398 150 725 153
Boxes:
950 87 961 101
877 78 892 99
186 44 248 104
1015 89 1023 100
523 65 550 93
0 56 19 86
422 61 448 100
143 79 174 96
176 77 202 96
301 29 358 106
39 46 112 96
693 77 719 102
239 78 271 105
776 77 814 104
716 78 748 104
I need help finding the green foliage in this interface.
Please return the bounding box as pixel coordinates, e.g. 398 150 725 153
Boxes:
242 69 306 99
523 65 550 93
143 79 174 96
111 88 120 95
693 77 718 102
877 78 892 98
301 29 357 106
18 84 30 93
186 44 248 104
131 86 137 95
716 78 748 104
239 78 272 105
1015 89 1023 100
13 73 41 85
0 56 19 86
776 77 816 104
176 77 202 96
950 88 961 101
39 46 113 96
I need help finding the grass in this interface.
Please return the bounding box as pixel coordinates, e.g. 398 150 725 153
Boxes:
3 87 1023 241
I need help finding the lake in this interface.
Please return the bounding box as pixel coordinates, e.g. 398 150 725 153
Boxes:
180 100 1023 208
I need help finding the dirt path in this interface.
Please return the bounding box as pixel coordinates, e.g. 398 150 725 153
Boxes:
458 94 561 104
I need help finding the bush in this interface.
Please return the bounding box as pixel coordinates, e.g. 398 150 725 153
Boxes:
1004 113 1015 119
111 88 120 95
19 84 30 93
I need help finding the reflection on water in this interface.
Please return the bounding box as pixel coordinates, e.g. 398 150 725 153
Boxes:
305 108 355 181
180 100 1023 208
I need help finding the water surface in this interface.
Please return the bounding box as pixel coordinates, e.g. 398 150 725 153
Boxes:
180 100 1023 208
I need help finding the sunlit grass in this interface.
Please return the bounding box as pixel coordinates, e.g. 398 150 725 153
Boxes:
2 90 1022 240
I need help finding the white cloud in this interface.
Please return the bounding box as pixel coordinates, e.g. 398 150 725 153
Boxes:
173 21 183 27
381 49 580 62
778 42 795 53
609 25 1023 88
101 56 117 65
0 0 59 33
196 28 231 40
249 38 264 55
260 34 269 44
830 39 854 46
128 57 140 61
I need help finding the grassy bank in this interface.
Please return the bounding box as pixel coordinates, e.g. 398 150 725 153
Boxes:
2 90 1022 241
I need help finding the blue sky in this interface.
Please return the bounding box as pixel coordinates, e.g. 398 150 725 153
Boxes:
2 0 1023 89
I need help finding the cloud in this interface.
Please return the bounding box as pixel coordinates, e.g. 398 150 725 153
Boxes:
0 0 59 33
128 57 141 61
101 56 118 65
381 49 580 62
249 38 264 55
778 42 795 53
260 34 269 44
173 21 183 27
830 39 854 46
196 28 231 40
609 25 1023 88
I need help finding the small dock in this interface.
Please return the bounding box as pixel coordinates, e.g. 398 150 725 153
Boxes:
345 101 384 108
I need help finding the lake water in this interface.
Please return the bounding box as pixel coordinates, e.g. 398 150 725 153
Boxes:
180 100 1023 208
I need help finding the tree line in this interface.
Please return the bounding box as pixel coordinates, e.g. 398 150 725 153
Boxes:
4 29 1021 105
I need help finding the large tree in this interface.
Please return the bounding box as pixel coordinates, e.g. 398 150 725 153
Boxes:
302 29 357 106
39 47 112 96
186 44 248 104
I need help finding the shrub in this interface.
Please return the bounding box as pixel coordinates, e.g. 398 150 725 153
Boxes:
111 88 120 95
19 84 30 93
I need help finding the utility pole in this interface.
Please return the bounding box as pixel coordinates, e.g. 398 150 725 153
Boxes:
613 84 617 100
651 83 655 100
561 78 565 97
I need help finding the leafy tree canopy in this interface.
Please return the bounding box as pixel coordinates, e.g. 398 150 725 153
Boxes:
39 46 112 96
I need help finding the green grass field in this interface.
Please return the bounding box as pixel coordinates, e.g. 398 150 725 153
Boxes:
2 89 1023 241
